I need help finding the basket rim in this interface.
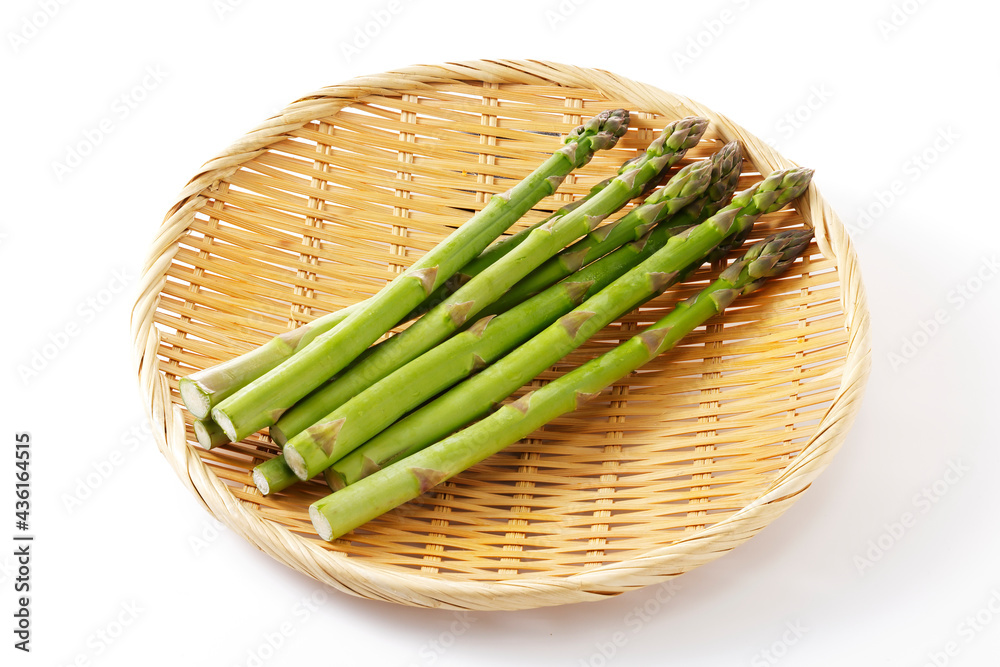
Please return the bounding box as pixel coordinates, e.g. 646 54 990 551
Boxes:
130 58 872 610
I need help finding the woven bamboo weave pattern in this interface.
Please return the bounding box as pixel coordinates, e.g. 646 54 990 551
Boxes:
131 60 870 610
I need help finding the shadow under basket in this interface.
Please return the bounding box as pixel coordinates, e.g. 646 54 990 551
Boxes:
131 60 871 610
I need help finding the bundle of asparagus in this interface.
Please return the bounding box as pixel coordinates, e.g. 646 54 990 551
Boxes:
178 109 816 542
305 166 812 489
210 108 633 442
256 142 742 494
309 229 814 540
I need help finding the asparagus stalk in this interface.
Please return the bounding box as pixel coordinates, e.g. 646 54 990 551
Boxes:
193 418 230 450
179 302 364 419
321 227 694 489
269 151 723 448
270 142 741 449
314 168 813 487
309 229 815 540
259 156 725 491
449 155 665 282
408 157 649 318
211 109 630 441
269 118 707 452
182 156 654 419
252 455 300 496
486 141 743 313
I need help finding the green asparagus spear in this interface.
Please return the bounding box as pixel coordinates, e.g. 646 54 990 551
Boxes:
271 118 707 457
308 229 814 540
211 109 630 441
312 168 813 486
269 149 724 449
486 141 743 313
251 454 300 496
179 302 364 419
193 418 230 450
181 155 657 420
408 157 652 318
260 156 724 491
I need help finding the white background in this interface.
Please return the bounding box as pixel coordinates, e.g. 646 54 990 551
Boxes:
2 0 998 665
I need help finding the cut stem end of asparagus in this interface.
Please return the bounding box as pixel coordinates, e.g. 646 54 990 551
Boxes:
194 419 230 450
309 505 334 541
284 446 308 481
212 409 239 442
252 468 270 496
179 379 212 420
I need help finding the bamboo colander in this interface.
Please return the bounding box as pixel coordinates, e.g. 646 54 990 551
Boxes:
131 60 870 610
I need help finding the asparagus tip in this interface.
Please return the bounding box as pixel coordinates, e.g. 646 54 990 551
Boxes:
565 108 630 148
652 116 709 154
309 504 334 541
594 108 630 139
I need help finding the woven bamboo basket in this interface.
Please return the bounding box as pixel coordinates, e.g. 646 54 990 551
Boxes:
131 60 870 610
